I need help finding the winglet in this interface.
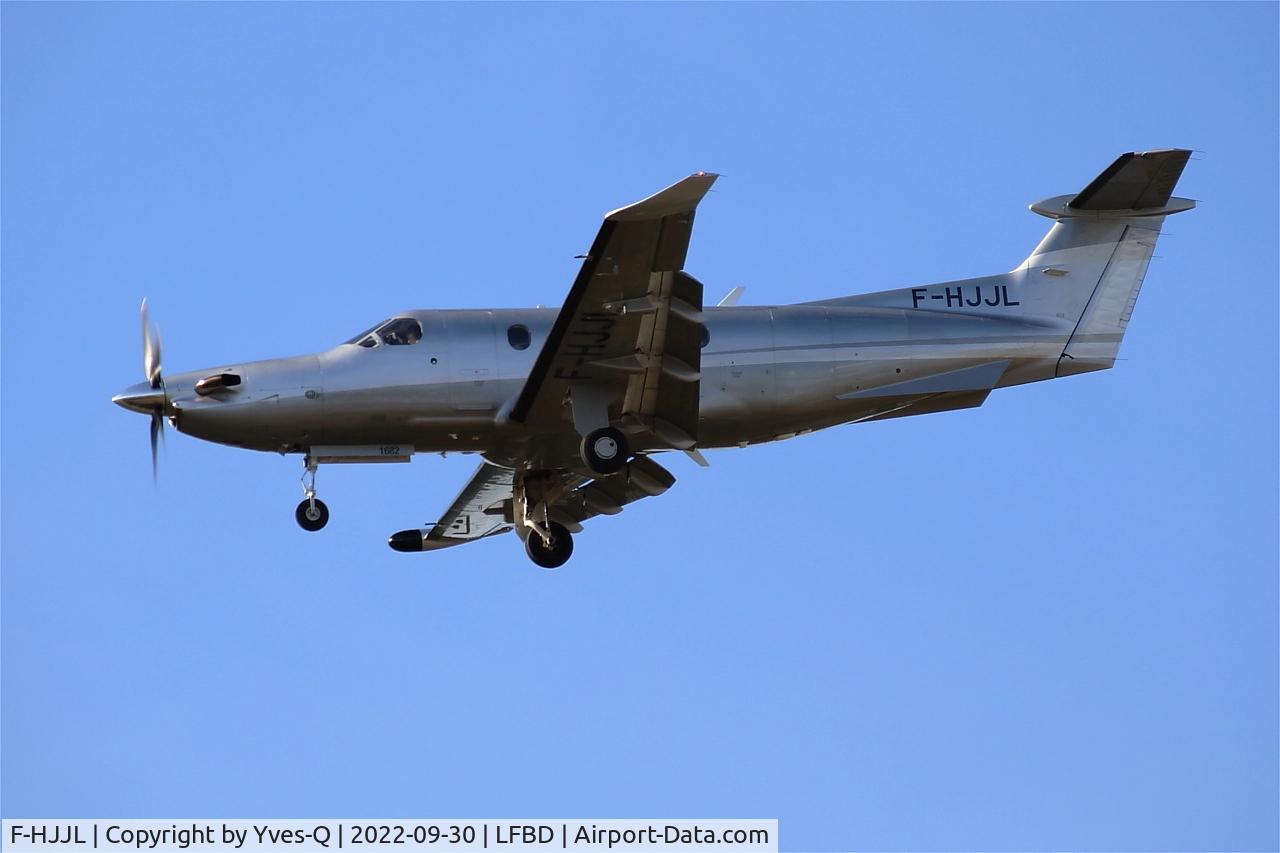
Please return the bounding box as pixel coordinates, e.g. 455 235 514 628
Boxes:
605 173 719 222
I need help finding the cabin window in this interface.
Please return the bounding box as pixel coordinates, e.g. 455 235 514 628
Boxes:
507 324 531 350
376 317 423 346
700 326 710 348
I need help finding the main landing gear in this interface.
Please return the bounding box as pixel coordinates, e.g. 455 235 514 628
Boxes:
567 385 631 476
525 521 573 568
295 455 329 532
515 471 574 569
580 426 629 475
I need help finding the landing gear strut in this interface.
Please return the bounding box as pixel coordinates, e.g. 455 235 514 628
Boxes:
296 455 329 532
514 471 573 569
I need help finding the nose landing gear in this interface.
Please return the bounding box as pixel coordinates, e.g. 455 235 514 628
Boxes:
295 455 329 532
296 498 329 532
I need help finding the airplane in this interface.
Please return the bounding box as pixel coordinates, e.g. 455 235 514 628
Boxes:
113 149 1194 568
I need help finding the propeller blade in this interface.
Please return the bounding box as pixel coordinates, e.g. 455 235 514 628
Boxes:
150 410 163 481
141 298 163 389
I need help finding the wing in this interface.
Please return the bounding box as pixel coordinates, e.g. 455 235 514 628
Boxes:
387 456 677 553
387 462 514 552
508 173 718 458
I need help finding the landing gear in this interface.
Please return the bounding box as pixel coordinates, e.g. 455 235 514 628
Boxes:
514 471 575 568
525 521 573 569
295 498 329 531
295 454 329 532
581 426 629 475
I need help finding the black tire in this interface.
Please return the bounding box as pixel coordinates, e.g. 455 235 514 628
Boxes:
295 498 329 532
580 427 629 475
525 521 573 569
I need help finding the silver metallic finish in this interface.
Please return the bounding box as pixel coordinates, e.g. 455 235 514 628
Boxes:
112 382 166 414
141 297 162 390
112 152 1195 564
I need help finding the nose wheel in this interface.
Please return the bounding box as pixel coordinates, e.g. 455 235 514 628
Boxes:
296 498 329 531
295 454 329 532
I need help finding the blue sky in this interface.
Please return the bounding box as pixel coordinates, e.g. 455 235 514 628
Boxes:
2 3 1276 850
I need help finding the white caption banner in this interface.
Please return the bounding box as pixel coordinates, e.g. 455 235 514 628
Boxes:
1 821 777 853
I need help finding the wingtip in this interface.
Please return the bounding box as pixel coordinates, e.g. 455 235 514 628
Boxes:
605 172 720 221
388 530 425 552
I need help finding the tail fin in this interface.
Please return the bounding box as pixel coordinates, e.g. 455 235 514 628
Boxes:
1021 149 1195 377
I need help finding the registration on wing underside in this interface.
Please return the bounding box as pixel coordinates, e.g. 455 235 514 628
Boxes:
507 173 715 456
553 313 620 382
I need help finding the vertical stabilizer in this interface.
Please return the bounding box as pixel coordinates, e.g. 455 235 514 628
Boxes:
1054 220 1161 376
1021 149 1195 377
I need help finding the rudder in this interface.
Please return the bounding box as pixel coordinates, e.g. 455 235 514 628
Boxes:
1021 149 1195 377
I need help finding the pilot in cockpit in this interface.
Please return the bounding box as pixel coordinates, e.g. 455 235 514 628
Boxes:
378 318 422 346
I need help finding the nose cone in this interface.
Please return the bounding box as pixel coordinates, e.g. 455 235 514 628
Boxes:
112 381 165 414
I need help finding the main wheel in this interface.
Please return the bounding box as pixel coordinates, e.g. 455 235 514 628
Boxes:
525 521 573 569
295 498 329 532
580 427 629 475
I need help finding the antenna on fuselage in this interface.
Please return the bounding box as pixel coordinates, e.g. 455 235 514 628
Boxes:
717 286 746 307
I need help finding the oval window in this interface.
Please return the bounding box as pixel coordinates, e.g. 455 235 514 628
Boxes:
507 324 531 350
700 326 711 349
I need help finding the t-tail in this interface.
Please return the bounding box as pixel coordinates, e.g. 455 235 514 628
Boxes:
1021 148 1195 376
822 149 1195 382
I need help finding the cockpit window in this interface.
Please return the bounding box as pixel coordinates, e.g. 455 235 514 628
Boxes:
344 321 385 345
344 317 423 347
376 317 423 346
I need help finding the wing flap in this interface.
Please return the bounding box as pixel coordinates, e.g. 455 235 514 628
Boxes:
557 455 677 525
387 457 678 554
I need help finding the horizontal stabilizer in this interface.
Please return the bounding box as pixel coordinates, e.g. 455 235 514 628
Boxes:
839 360 1009 400
1069 149 1192 211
